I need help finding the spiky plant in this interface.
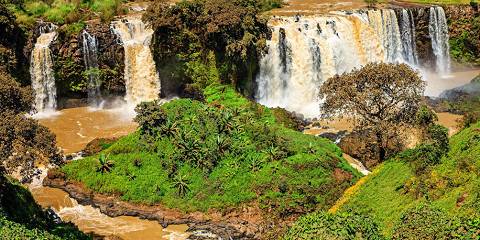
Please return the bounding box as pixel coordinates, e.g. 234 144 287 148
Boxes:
173 174 190 197
97 153 114 173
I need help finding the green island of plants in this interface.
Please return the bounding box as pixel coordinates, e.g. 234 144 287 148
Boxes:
61 85 360 215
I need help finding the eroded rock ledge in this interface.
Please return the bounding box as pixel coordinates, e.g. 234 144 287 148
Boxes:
44 169 267 239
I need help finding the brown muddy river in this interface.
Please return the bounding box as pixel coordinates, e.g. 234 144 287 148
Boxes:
38 107 138 154
34 107 190 239
29 170 190 240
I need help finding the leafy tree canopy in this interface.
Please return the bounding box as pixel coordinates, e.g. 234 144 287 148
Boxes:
319 63 425 160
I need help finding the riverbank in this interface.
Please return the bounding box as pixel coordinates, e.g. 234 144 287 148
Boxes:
43 168 266 239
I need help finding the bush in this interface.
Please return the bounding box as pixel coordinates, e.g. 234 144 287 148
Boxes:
134 100 167 141
399 124 448 174
392 205 456 240
0 70 32 114
284 211 384 240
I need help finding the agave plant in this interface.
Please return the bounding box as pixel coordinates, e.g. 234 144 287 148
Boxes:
216 135 231 155
247 155 263 172
173 174 190 197
160 119 179 138
97 153 114 173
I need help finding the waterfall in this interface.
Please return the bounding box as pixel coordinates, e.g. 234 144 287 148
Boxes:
30 23 57 113
367 9 404 63
111 17 160 105
429 6 451 75
398 9 418 65
256 13 387 117
256 7 451 118
81 30 102 107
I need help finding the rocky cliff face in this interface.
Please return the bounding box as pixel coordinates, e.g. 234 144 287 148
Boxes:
412 7 436 69
86 21 125 96
26 21 126 108
0 5 29 84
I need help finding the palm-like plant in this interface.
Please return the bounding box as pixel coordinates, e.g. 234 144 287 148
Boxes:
248 155 263 172
266 145 282 161
97 153 114 173
216 135 231 155
173 174 190 197
160 119 178 138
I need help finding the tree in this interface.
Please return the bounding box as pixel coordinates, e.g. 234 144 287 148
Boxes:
0 70 61 177
319 63 425 161
142 0 270 91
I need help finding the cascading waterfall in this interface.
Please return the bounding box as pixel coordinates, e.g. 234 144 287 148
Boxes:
81 30 102 107
367 9 404 63
398 8 418 65
256 10 407 117
429 6 451 75
111 17 160 106
256 7 449 118
31 23 57 113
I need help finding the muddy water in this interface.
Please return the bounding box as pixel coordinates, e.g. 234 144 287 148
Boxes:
270 0 368 15
29 171 189 240
34 107 190 239
38 107 138 154
424 68 480 97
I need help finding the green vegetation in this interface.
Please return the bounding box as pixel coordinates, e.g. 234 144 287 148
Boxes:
5 0 126 27
284 210 383 240
285 120 480 239
330 121 480 237
448 4 480 66
0 167 89 239
62 85 359 215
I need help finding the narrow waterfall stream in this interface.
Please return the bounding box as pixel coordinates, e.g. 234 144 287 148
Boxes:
111 17 161 106
429 6 451 75
28 169 189 240
398 8 418 65
31 23 58 114
81 30 103 107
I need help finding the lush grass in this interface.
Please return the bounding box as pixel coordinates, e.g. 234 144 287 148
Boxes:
62 85 360 215
284 121 480 238
8 0 126 27
332 121 480 237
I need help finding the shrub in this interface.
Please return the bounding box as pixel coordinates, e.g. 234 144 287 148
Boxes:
0 70 32 114
392 205 456 240
134 100 167 140
284 211 384 240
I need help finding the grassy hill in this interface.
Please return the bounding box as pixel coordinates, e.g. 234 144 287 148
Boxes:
285 121 480 239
